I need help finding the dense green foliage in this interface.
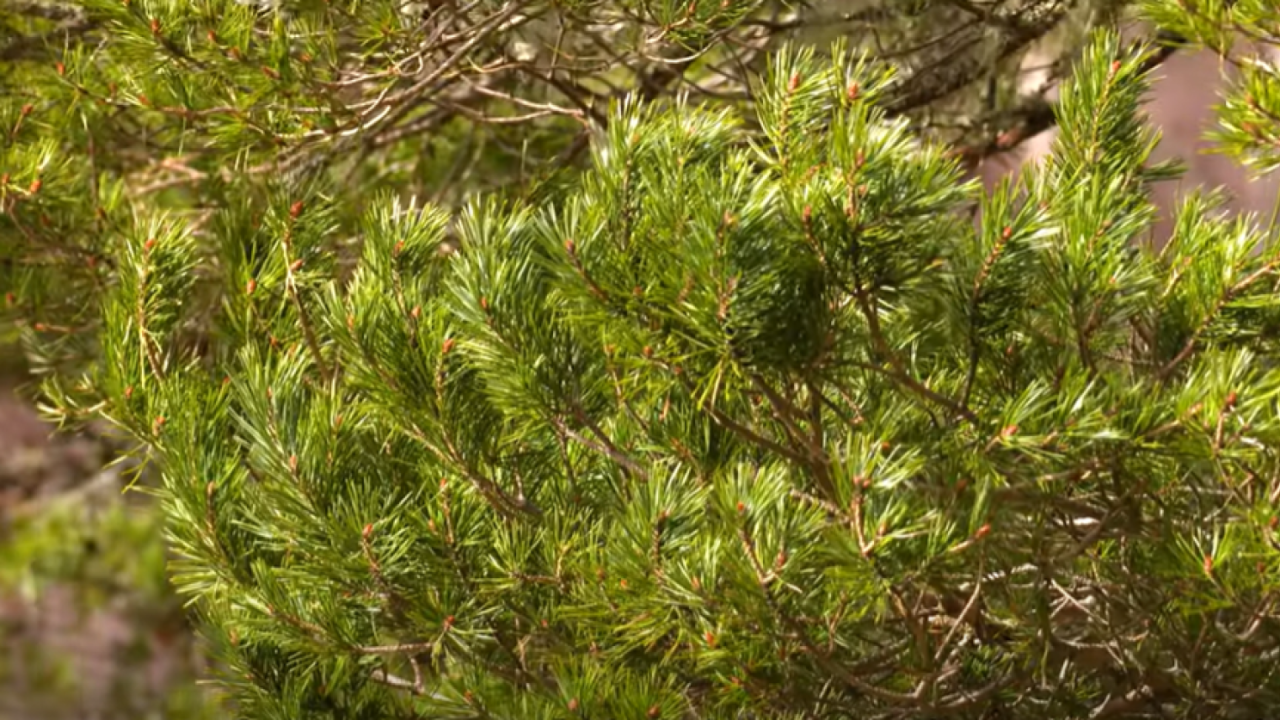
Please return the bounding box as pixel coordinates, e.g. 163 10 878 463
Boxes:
7 0 1280 718
0 0 1165 389
19 25 1280 717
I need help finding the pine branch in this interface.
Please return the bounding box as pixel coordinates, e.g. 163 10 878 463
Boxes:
852 284 979 426
1157 255 1280 381
951 29 1185 169
886 0 1070 115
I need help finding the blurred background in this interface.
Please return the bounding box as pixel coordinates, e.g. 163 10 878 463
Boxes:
0 340 220 720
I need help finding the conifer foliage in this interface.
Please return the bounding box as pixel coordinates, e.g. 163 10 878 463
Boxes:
1143 0 1280 176
23 23 1280 717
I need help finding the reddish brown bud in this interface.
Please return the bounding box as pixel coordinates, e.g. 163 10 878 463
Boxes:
298 52 312 63
736 501 746 514
564 238 576 253
480 297 490 311
1000 424 1018 439
28 178 41 194
137 94 150 107
207 29 217 43
975 523 991 539
289 454 298 472
444 615 455 629
362 523 373 540
149 17 160 35
55 61 64 76
567 698 579 712
1225 391 1238 409
289 200 303 219
642 345 653 358
290 258 304 272
442 337 456 354
228 46 241 61
1002 226 1013 240
619 578 628 589
124 386 134 399
704 630 716 647
261 65 279 79
246 278 257 295
20 103 33 117
1110 60 1122 75
787 72 800 92
1204 554 1214 576
144 237 156 251
846 82 859 101
648 706 661 718
410 305 421 320
440 477 448 491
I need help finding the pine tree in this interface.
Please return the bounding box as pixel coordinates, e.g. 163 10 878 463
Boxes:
9 0 1280 718
0 0 766 391
13 17 1280 716
1 0 1171 393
